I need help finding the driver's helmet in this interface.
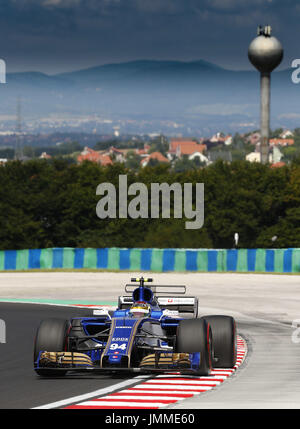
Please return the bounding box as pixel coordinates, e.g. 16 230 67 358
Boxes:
129 301 151 318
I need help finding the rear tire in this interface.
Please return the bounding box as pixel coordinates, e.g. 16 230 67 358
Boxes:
175 318 212 375
34 318 70 377
204 315 236 368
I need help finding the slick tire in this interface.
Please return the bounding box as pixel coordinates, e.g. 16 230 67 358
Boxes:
204 315 237 368
34 318 70 377
175 318 212 376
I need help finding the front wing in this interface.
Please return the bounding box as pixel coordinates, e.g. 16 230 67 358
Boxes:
35 350 203 374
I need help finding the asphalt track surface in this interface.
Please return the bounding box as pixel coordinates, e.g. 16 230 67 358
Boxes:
0 272 300 409
0 302 129 409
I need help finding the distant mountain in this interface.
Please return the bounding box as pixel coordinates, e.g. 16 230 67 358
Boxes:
57 59 226 85
0 59 298 133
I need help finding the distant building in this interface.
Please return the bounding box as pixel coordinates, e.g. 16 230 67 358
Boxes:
246 132 261 145
210 133 232 145
270 162 286 168
271 145 283 164
188 152 209 164
106 146 125 162
269 138 294 147
224 135 233 145
210 133 222 143
140 151 169 167
136 144 150 157
176 142 206 157
168 138 195 154
77 147 113 166
246 146 281 164
40 152 51 159
280 129 293 139
167 138 206 160
246 152 261 163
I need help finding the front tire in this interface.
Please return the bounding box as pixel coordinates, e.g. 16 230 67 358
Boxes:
34 318 70 377
204 315 237 368
175 318 212 375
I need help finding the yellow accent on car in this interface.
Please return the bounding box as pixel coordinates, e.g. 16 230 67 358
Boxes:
39 352 93 367
140 353 191 368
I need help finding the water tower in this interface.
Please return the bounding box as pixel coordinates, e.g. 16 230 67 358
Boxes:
248 26 283 164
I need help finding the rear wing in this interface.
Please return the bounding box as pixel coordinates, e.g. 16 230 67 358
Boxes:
125 283 186 295
118 295 198 318
158 296 198 317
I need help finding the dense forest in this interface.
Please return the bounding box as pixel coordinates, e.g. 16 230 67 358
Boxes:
0 158 299 250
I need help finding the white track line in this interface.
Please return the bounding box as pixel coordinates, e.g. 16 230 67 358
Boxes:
33 376 150 409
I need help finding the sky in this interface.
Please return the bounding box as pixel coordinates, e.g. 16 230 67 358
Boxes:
0 0 298 74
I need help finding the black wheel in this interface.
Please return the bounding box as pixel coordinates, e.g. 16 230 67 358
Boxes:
175 318 212 375
34 318 70 377
204 315 237 368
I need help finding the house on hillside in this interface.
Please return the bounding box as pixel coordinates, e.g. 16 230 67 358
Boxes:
40 152 51 159
176 142 206 158
167 138 207 163
210 132 222 143
280 129 293 139
269 138 294 147
136 143 150 156
270 161 286 168
77 147 113 166
105 146 126 162
246 145 283 164
188 151 209 164
246 132 261 145
210 133 232 145
246 151 261 163
271 146 283 163
140 151 169 167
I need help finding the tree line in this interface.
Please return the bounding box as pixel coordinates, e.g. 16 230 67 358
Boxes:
0 158 300 250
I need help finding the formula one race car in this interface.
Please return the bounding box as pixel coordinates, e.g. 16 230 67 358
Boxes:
34 277 237 376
